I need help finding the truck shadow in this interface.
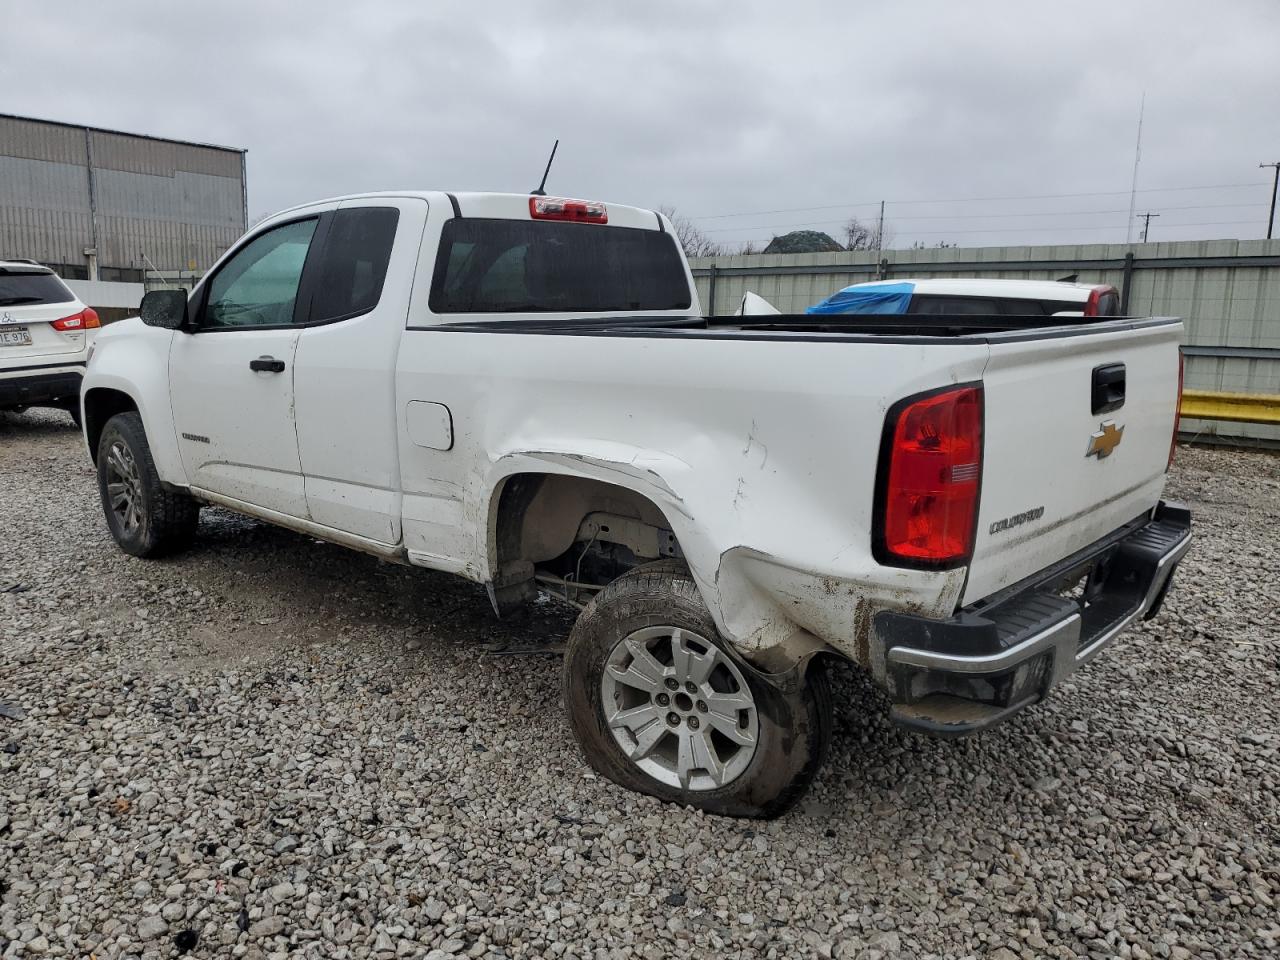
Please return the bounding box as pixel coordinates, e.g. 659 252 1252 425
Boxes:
177 508 1055 822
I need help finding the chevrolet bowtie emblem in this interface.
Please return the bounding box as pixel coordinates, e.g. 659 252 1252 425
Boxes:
1086 420 1124 459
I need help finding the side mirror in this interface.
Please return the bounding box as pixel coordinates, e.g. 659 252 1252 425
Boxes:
139 289 189 330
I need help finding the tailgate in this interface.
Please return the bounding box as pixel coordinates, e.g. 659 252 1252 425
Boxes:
0 303 86 361
962 319 1182 605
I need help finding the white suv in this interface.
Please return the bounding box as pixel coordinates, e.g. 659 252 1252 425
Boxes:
0 260 99 425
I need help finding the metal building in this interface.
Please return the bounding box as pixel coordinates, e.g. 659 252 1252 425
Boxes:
0 113 246 284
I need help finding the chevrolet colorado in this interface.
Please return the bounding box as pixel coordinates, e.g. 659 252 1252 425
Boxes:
80 191 1191 817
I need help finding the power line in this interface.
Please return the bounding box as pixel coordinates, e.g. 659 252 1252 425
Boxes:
896 218 1258 236
699 199 1264 233
706 218 1263 239
689 181 1270 221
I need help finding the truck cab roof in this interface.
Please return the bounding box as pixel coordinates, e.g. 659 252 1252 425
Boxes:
268 191 667 232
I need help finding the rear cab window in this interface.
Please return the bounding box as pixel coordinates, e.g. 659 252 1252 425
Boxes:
429 219 690 314
0 269 75 307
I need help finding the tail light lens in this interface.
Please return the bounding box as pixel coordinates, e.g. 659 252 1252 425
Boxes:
1168 350 1184 469
875 384 984 568
51 307 100 331
529 196 608 223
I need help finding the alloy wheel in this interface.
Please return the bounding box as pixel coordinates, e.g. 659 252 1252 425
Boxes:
105 440 144 535
600 626 759 791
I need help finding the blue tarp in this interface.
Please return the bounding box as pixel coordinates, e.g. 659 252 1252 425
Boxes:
806 282 915 315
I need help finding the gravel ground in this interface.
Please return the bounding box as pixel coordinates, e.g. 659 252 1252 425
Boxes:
1 409 1277 960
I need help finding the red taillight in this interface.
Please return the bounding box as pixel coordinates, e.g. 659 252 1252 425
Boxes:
1169 350 1184 469
529 196 608 223
875 384 984 567
1084 287 1101 317
1082 285 1119 317
51 307 100 331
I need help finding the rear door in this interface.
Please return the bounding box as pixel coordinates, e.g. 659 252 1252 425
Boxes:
168 214 325 518
294 197 426 543
0 268 85 362
962 320 1182 604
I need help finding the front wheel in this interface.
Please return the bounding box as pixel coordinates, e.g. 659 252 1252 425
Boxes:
563 560 832 818
97 412 199 557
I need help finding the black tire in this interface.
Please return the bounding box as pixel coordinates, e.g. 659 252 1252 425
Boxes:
68 404 82 429
563 560 832 818
96 411 199 558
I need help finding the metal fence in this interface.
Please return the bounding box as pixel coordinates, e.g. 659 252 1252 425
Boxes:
690 238 1280 443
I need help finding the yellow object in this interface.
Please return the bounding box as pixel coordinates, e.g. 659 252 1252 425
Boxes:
1180 389 1280 425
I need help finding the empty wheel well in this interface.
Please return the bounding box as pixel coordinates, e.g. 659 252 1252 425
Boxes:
488 473 685 615
83 388 138 463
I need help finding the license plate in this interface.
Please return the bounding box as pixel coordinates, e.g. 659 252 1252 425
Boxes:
0 326 32 346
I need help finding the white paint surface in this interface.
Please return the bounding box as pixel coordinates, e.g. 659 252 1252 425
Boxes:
82 190 1182 670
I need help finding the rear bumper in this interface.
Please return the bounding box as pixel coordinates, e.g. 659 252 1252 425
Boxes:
876 500 1192 736
0 363 84 408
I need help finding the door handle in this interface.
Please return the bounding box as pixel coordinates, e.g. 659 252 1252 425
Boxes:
1091 363 1125 414
249 356 286 373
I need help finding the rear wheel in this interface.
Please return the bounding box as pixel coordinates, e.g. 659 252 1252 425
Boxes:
97 412 199 557
563 560 832 818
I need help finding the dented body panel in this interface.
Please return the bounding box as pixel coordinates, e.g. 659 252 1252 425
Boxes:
393 327 989 664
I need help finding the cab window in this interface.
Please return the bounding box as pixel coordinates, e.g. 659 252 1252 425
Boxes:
308 207 400 324
202 218 318 328
429 218 691 314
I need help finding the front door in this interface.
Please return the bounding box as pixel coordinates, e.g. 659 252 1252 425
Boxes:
168 215 322 518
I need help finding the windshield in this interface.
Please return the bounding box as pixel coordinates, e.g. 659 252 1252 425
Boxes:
429 218 691 314
0 270 75 307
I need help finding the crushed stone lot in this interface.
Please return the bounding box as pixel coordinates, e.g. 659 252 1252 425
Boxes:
1 409 1278 960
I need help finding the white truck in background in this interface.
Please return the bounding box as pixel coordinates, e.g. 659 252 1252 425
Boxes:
80 191 1191 817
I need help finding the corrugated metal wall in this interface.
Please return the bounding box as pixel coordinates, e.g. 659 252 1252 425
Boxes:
0 114 245 276
691 239 1280 443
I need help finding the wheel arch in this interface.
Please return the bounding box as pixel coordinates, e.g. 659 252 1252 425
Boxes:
477 451 842 680
483 463 698 617
83 387 140 464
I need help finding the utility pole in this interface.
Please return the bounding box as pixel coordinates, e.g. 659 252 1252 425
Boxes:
1137 211 1160 243
1125 92 1146 244
1261 162 1280 240
876 200 885 256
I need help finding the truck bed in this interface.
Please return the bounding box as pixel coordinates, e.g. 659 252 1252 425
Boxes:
421 310 1183 614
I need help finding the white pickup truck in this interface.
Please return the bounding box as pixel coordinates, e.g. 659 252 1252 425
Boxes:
81 191 1191 817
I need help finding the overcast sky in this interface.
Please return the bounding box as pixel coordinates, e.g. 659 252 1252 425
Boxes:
4 0 1278 251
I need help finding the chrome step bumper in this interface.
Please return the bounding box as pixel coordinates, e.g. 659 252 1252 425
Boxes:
876 501 1192 736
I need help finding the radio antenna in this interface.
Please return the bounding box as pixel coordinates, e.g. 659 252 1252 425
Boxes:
531 139 559 196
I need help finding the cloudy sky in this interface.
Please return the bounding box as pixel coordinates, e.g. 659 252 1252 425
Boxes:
4 0 1278 251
